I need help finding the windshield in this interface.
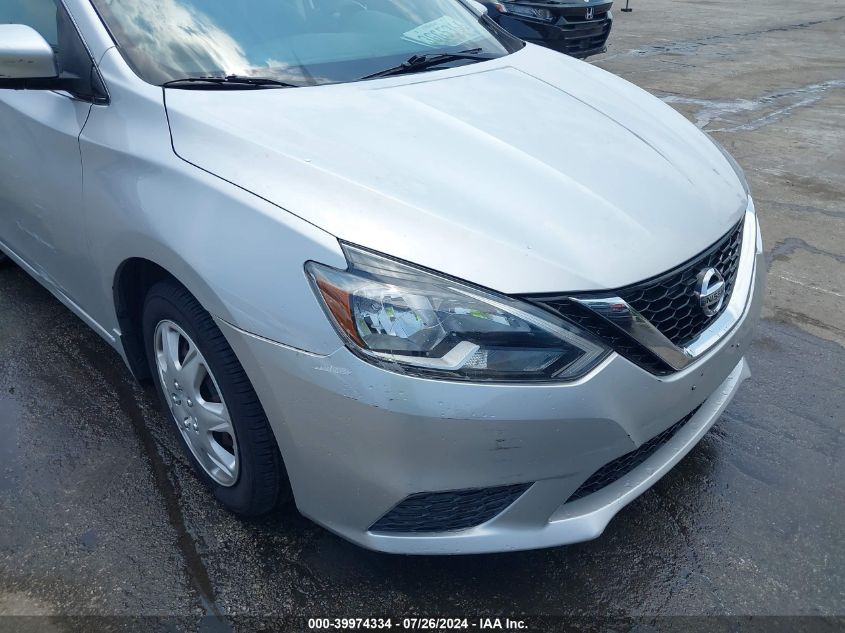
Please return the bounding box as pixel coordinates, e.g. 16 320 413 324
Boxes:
89 0 521 86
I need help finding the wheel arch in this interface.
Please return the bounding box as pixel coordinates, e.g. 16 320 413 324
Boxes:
113 256 232 382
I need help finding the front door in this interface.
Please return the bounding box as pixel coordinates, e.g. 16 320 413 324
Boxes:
0 0 98 305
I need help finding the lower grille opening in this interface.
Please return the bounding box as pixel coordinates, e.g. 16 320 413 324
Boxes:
565 406 703 504
369 483 532 534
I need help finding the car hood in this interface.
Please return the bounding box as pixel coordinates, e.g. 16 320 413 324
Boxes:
165 45 747 294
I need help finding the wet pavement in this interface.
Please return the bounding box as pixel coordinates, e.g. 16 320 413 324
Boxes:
1 0 844 628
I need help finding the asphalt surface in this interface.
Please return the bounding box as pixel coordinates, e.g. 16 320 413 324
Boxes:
1 0 843 629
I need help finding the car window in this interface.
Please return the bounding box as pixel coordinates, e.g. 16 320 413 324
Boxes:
0 0 59 48
88 0 522 86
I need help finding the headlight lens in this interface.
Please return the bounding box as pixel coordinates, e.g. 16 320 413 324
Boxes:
306 245 609 382
496 2 556 21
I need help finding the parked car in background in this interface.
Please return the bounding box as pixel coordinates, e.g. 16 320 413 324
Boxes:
482 0 613 57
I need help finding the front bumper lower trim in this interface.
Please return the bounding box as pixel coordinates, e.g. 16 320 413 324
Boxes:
361 357 751 554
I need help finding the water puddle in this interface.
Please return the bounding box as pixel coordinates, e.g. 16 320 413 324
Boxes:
661 80 845 132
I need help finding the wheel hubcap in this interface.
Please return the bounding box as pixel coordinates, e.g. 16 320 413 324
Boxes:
154 320 239 487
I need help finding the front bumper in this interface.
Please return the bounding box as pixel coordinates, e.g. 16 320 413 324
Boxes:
218 224 764 555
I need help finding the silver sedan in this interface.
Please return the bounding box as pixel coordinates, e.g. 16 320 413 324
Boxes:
0 0 763 554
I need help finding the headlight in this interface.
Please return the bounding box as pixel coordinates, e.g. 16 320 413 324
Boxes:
495 2 556 21
306 245 609 382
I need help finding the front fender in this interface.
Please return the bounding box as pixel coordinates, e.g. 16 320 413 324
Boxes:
80 50 346 356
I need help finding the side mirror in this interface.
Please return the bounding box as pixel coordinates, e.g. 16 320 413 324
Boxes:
467 1 490 16
0 24 59 88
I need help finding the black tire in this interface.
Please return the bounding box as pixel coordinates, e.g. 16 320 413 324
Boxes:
142 279 290 515
0 251 8 265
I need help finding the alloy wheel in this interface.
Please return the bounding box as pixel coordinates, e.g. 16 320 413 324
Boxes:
153 319 239 486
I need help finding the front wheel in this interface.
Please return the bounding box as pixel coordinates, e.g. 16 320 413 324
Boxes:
142 280 289 515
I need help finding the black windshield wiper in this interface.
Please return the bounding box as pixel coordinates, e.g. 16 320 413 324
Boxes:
163 75 301 90
360 49 497 80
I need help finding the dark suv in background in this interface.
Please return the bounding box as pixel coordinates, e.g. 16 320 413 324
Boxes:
482 0 613 58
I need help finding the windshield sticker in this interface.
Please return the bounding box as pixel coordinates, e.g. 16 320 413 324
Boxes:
402 16 475 48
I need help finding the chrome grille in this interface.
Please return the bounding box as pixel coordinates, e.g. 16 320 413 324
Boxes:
529 218 747 375
617 220 744 347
